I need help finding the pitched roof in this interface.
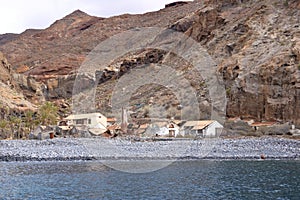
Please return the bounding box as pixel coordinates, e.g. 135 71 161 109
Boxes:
184 120 214 130
170 120 184 125
107 117 117 122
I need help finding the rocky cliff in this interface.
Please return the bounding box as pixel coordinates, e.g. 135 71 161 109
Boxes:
169 0 300 124
0 52 36 111
0 0 299 125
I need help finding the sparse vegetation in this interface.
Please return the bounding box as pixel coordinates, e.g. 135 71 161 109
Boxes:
0 101 59 139
37 102 59 126
0 119 8 138
226 88 231 97
23 110 36 136
9 116 22 139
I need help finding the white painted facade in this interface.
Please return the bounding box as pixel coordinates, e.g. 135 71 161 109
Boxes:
202 121 223 137
168 123 180 137
65 113 107 129
183 120 223 137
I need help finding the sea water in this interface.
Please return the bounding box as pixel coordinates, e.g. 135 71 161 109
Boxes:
0 160 299 199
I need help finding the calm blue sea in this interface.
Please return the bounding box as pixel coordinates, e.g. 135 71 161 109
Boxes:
0 160 299 200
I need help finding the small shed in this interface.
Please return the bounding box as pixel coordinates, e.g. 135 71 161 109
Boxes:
183 120 223 137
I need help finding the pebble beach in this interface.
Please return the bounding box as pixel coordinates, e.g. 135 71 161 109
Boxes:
0 137 299 162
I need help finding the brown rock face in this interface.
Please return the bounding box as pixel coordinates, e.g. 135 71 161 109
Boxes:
171 0 299 125
0 52 14 86
0 4 202 77
0 52 36 110
0 3 203 100
0 0 299 125
184 6 225 43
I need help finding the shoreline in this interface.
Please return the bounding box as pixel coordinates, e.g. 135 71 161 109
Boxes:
0 136 299 162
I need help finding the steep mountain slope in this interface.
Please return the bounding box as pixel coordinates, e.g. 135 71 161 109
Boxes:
0 0 299 125
0 52 36 111
0 4 203 77
172 0 300 124
0 2 204 100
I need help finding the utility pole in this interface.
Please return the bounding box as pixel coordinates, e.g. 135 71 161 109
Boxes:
121 107 128 134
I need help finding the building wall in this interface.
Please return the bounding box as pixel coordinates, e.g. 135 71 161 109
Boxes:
66 113 107 129
182 129 198 136
205 121 223 137
92 114 107 128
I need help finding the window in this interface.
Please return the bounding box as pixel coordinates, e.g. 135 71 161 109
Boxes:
88 119 91 124
75 118 88 125
75 119 84 125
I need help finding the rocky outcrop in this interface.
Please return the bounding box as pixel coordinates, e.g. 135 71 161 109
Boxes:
0 82 35 111
12 74 45 103
165 1 188 8
171 0 300 125
0 3 203 102
0 52 36 111
0 52 45 104
0 4 202 78
0 52 15 87
215 1 300 125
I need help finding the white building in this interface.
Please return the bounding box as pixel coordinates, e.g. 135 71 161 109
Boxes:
168 121 181 137
65 113 107 130
182 120 223 137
